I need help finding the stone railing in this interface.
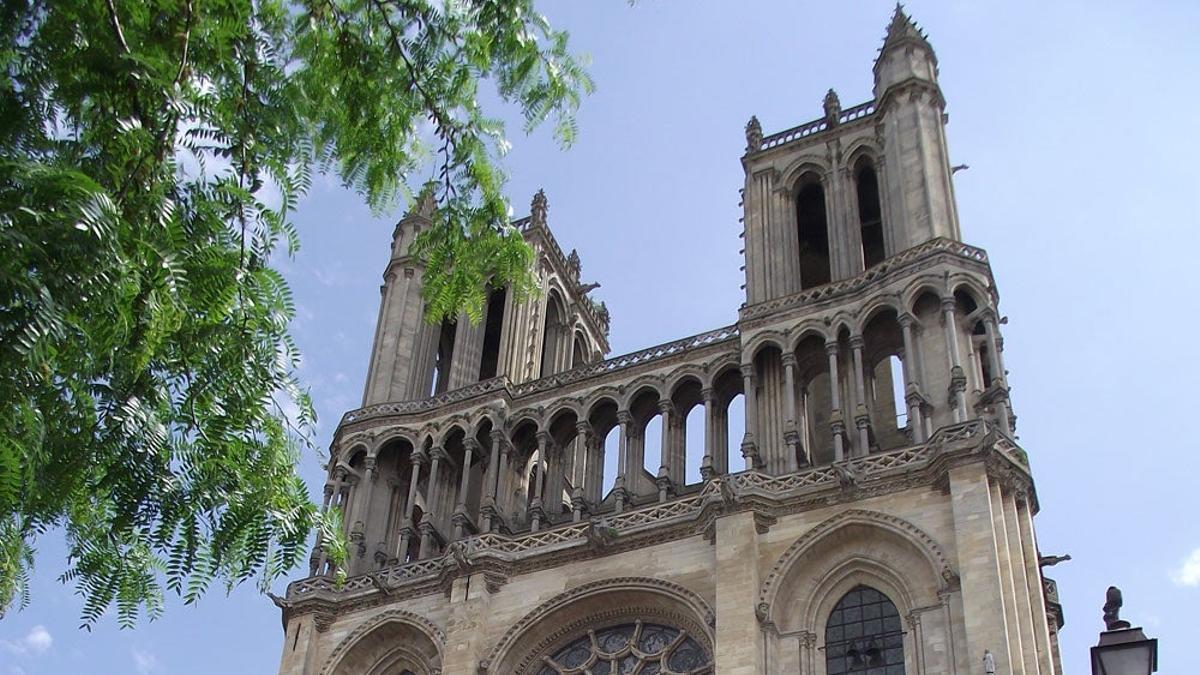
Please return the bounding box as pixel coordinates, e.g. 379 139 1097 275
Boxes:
758 101 876 151
511 325 739 396
286 420 1015 602
338 325 739 428
341 377 509 424
740 237 989 321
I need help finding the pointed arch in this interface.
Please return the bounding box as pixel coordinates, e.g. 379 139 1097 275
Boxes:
320 610 444 675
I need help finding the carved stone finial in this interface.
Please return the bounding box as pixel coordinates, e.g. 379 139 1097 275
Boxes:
531 189 548 226
410 183 436 219
1103 585 1131 631
823 88 842 126
745 115 763 152
567 249 582 281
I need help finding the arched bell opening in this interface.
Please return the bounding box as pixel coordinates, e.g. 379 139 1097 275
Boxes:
796 172 832 289
855 156 886 270
862 308 909 452
478 286 507 380
794 334 835 466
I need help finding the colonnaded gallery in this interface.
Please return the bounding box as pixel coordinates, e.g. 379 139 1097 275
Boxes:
274 9 1066 675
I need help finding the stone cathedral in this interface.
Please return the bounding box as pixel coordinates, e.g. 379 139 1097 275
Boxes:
274 9 1066 675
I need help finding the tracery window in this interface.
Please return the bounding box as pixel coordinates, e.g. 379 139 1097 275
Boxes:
535 621 711 675
824 585 905 675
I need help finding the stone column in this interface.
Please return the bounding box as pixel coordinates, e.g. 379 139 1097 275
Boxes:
849 334 872 456
781 352 803 471
740 365 760 468
529 431 550 531
989 481 1026 674
1003 492 1041 675
700 387 718 479
825 340 846 461
452 438 478 540
942 296 969 421
1017 494 1056 675
418 446 444 558
899 313 927 443
545 435 564 520
714 511 764 673
397 450 424 561
657 400 679 489
947 464 1014 675
983 314 1012 433
480 430 503 533
497 440 512 521
573 422 593 521
613 410 633 512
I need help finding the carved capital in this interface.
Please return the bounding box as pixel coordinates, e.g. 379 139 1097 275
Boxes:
824 340 840 357
617 409 634 426
701 387 717 404
848 334 865 350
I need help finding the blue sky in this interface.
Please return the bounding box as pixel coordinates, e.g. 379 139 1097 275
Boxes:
5 2 1200 673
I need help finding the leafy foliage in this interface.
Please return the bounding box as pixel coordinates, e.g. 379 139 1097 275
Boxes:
0 0 588 625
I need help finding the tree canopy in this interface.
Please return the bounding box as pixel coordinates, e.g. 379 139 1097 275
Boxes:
0 0 590 626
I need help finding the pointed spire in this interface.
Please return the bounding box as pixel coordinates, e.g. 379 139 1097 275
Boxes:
881 4 932 53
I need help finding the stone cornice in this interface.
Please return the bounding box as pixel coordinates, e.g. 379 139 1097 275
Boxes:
281 421 1033 620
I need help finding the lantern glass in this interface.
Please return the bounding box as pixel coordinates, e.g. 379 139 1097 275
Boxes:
1092 639 1157 675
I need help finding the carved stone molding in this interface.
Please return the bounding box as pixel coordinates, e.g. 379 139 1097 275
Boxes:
756 508 956 626
318 609 446 675
479 576 715 674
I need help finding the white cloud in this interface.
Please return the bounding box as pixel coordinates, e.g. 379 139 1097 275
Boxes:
1171 547 1200 586
1 625 52 656
132 647 159 675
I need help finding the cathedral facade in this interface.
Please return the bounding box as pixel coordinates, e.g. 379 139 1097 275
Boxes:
275 9 1064 674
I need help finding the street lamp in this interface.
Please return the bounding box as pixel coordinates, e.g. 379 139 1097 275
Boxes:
1090 586 1158 675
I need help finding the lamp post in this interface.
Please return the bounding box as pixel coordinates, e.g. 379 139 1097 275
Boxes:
1090 586 1158 675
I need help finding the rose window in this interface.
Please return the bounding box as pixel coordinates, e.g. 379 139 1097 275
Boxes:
535 621 712 675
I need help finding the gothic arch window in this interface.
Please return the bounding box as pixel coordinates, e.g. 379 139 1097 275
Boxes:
824 585 905 675
479 287 507 380
796 173 831 289
535 621 712 675
855 157 885 270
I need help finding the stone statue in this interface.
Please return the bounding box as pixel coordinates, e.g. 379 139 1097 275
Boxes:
1103 585 1131 631
744 115 762 152
567 249 582 281
982 650 995 674
823 88 842 126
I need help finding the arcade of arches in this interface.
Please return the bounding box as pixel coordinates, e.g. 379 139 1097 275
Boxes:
282 8 1061 675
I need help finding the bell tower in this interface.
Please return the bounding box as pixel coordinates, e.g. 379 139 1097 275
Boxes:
741 5 962 306
360 190 612 408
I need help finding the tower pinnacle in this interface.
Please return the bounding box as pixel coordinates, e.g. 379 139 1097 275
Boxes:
881 4 930 52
